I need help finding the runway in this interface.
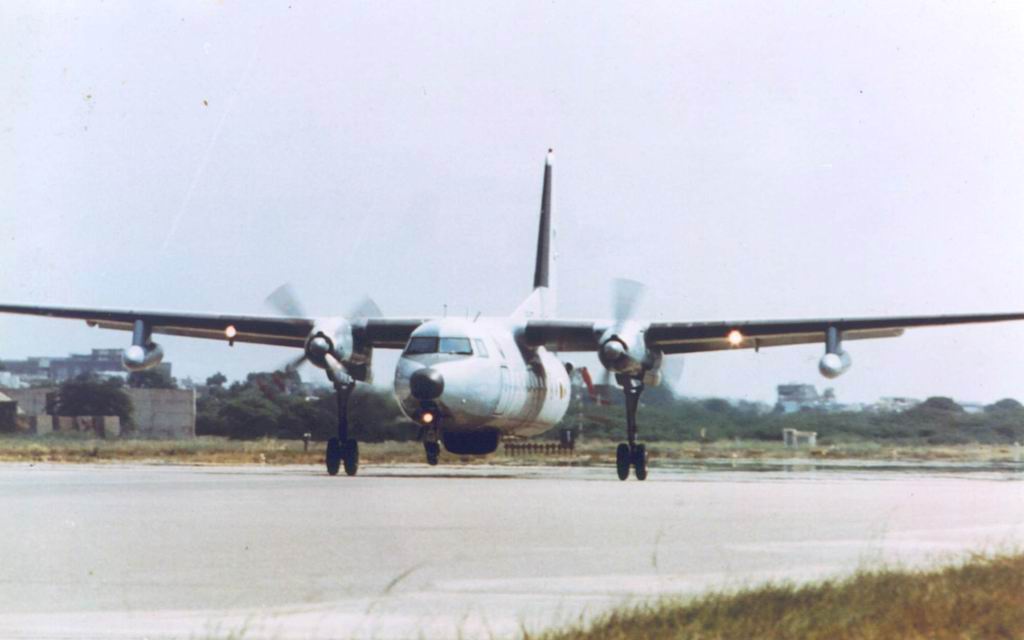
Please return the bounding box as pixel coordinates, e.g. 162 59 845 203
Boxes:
0 462 1022 639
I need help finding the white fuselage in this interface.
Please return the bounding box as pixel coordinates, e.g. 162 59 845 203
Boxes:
393 318 572 438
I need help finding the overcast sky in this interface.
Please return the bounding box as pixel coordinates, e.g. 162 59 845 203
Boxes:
3 2 1023 404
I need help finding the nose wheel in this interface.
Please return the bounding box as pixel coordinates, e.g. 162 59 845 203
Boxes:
615 376 649 481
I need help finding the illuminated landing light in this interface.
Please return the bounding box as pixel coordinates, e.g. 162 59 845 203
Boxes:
727 329 744 346
421 411 435 425
225 325 237 339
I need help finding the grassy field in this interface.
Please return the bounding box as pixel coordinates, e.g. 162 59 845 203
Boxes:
0 435 1021 466
530 553 1024 640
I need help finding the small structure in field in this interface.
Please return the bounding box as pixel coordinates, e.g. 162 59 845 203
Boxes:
782 428 817 448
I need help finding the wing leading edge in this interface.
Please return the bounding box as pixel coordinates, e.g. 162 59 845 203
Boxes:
0 303 425 350
524 312 1024 354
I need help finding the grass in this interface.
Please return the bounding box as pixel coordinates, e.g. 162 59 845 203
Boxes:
0 435 1020 466
529 553 1024 640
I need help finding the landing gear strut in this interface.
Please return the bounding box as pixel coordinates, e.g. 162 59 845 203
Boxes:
616 375 648 481
424 441 440 466
326 380 359 476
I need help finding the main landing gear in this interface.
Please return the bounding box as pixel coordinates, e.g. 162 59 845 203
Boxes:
615 376 648 481
326 380 359 476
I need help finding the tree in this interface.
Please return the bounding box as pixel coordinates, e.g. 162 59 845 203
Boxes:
916 397 964 413
206 372 227 388
986 398 1024 413
52 374 133 423
128 368 177 389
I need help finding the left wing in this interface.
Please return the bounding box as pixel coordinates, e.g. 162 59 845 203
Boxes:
524 312 1024 353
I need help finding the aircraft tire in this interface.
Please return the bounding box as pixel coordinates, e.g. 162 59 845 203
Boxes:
616 443 631 481
326 438 342 476
342 439 359 476
424 441 440 466
633 444 648 481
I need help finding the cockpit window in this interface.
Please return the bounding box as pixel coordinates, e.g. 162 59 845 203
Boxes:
474 339 489 357
405 337 438 354
439 337 473 355
405 336 474 355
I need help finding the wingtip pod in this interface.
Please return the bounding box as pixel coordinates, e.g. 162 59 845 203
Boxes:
546 148 554 166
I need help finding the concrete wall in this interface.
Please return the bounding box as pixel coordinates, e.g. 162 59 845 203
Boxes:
129 388 196 439
3 388 53 416
0 387 195 439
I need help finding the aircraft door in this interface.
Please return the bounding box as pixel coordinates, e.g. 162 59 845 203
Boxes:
494 365 514 415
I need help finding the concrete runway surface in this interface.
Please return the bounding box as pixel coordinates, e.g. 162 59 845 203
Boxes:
0 462 1022 639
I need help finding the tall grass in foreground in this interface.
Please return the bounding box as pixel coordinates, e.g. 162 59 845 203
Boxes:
531 553 1024 640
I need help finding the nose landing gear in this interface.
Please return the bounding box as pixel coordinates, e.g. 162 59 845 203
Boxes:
419 424 441 466
615 376 648 481
424 441 440 466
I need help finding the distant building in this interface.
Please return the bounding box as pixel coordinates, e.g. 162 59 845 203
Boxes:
875 397 921 413
775 384 821 413
0 349 172 387
774 383 846 413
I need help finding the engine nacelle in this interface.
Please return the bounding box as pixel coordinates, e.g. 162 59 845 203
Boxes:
598 323 662 381
122 343 164 372
818 350 852 379
304 317 373 381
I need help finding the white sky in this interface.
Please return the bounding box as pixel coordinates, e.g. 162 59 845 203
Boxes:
2 2 1023 404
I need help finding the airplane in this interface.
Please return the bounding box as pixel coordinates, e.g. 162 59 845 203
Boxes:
2 150 1024 480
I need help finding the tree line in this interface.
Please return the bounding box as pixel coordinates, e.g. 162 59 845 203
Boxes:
45 371 1024 445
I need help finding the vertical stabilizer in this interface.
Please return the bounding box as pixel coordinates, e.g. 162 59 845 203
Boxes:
533 149 553 289
513 149 556 319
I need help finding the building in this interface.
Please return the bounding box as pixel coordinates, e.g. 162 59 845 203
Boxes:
0 392 16 432
774 384 845 413
0 349 172 387
875 397 921 413
775 384 821 413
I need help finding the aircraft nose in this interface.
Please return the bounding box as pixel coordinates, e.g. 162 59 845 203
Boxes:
409 368 445 400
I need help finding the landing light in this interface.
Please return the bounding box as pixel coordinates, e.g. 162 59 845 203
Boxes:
225 325 237 339
727 329 743 346
421 411 435 425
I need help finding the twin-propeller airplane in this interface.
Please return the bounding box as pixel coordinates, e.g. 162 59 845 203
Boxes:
3 151 1023 480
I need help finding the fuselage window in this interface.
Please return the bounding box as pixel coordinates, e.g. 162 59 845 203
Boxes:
474 339 489 357
405 337 438 354
439 337 473 355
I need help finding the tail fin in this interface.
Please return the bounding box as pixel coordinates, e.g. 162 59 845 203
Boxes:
513 149 556 319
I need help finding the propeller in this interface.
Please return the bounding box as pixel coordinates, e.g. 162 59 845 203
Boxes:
597 278 647 388
661 356 686 396
265 284 382 379
266 283 306 319
612 278 645 325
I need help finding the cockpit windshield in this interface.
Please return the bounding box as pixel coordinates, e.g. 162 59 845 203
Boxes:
439 337 473 355
405 337 438 354
404 336 474 356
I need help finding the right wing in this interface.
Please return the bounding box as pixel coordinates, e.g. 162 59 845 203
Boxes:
0 303 425 350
